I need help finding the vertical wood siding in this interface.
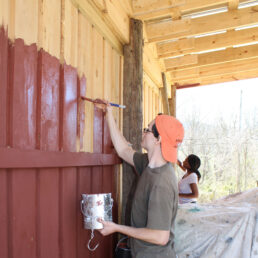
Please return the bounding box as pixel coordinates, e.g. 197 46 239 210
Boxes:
0 0 123 152
0 1 163 257
0 26 120 258
143 74 163 128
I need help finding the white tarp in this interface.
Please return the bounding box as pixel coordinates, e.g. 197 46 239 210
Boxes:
175 188 258 258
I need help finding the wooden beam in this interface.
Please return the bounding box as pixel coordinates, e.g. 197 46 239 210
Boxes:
91 0 130 43
146 6 258 43
132 0 185 14
123 19 143 150
133 0 251 20
169 57 258 80
175 69 258 88
147 18 192 43
228 0 239 10
182 0 247 14
157 27 258 58
168 85 176 116
165 54 198 69
166 44 258 71
175 83 200 89
123 18 143 226
133 6 182 21
170 7 182 20
161 73 170 115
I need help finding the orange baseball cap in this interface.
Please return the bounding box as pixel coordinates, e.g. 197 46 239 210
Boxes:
155 115 184 163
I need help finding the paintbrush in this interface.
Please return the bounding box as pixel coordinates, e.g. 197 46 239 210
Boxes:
81 96 126 109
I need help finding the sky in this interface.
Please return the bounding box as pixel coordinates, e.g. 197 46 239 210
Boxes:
176 78 258 126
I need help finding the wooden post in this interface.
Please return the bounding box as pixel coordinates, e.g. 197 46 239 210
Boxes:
168 84 177 116
122 18 143 225
161 72 170 115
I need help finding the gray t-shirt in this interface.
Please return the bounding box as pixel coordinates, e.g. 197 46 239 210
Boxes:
130 152 178 258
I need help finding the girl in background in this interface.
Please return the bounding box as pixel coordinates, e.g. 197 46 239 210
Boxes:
177 154 201 204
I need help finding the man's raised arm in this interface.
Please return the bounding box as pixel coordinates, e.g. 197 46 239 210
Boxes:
106 105 135 166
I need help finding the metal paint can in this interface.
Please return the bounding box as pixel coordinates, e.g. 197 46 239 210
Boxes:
80 193 113 230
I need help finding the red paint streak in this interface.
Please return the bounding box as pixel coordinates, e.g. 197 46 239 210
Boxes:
60 64 77 152
0 26 8 147
10 39 38 149
77 76 86 151
0 26 8 258
37 49 60 151
93 107 103 153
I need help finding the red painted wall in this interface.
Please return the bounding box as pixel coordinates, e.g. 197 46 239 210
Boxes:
0 26 119 258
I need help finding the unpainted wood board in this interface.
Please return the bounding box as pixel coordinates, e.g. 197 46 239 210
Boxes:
0 0 9 28
103 39 112 100
63 0 78 67
11 0 38 44
92 27 104 100
38 0 61 59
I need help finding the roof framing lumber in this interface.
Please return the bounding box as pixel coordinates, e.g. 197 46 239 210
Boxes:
165 44 258 71
175 68 258 88
91 0 130 43
132 0 185 15
157 37 195 58
228 0 239 10
164 54 198 68
133 0 251 20
161 72 170 115
157 27 258 58
169 57 258 80
133 6 184 21
146 5 258 43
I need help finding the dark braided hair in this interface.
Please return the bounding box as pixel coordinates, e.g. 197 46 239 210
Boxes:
187 154 201 181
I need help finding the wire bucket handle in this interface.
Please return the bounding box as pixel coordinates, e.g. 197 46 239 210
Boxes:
87 229 99 251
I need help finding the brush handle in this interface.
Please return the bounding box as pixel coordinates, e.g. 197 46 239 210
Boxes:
110 103 126 109
81 96 125 109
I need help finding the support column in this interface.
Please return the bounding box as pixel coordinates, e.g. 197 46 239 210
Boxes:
169 84 177 117
161 72 170 115
122 18 143 225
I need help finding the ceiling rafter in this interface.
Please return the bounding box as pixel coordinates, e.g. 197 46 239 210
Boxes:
157 26 258 58
146 5 258 43
73 0 258 89
130 0 258 87
132 0 185 15
169 57 258 80
174 68 258 88
133 0 255 21
165 44 258 71
133 0 252 18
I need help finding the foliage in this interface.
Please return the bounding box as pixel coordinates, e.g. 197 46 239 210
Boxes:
176 110 258 203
